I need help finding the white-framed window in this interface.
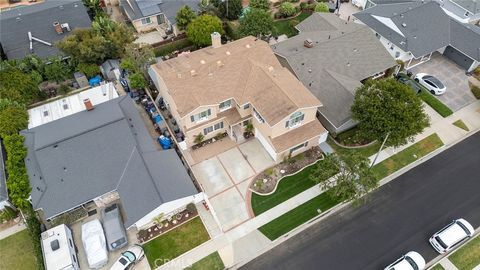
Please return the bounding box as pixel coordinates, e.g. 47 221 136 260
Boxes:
214 121 224 130
243 103 250 109
141 17 152 25
219 99 232 111
285 111 304 128
290 141 308 154
190 109 211 123
252 107 265 123
204 122 224 135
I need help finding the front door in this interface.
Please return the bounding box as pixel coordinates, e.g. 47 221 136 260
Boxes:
157 14 165 25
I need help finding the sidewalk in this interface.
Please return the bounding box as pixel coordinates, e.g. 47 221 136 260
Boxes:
158 100 480 270
0 222 26 241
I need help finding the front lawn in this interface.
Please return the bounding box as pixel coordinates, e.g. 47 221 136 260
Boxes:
418 90 453 117
273 12 311 37
431 264 445 270
258 191 340 240
143 217 210 268
449 235 480 270
371 133 444 180
186 252 224 270
328 136 381 159
251 158 338 216
0 230 37 270
453 119 469 131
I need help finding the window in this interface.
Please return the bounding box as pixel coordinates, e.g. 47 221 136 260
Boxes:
285 112 304 128
68 239 73 247
252 107 265 123
72 255 76 263
190 109 211 123
219 100 232 111
43 110 49 117
243 103 250 109
214 122 224 130
290 142 308 153
141 17 152 25
63 103 69 110
204 126 213 135
204 122 224 135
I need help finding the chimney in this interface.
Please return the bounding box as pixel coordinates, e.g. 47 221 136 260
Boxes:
83 98 94 111
211 32 221 49
53 22 63 34
304 39 314 48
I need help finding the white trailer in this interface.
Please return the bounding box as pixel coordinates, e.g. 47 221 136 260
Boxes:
41 224 80 270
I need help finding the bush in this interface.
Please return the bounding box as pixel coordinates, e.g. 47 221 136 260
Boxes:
280 2 296 17
274 11 283 19
128 73 146 90
471 84 480 99
24 206 45 270
249 0 270 10
186 14 224 47
225 21 241 40
0 206 18 223
57 84 71 95
315 2 329 12
77 62 100 78
186 203 196 214
153 39 194 57
300 2 308 10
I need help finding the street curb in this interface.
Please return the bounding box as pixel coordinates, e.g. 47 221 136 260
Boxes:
232 130 479 269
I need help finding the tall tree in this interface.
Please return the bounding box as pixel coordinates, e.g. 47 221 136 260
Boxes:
176 5 198 30
249 0 270 10
310 153 377 202
0 99 28 136
186 15 224 47
0 67 40 104
57 28 109 64
218 0 243 20
351 78 429 148
239 8 273 37
105 23 135 58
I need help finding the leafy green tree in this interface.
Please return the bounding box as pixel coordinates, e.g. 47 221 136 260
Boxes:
120 58 136 72
310 153 377 203
218 0 243 20
92 15 117 35
280 2 296 17
77 62 100 78
0 67 40 104
57 28 109 64
239 8 273 37
198 0 219 15
315 2 329 12
176 5 198 30
249 0 270 10
351 78 429 148
105 23 135 58
84 0 103 18
43 58 70 83
186 15 224 47
0 99 28 136
128 73 146 89
123 43 155 72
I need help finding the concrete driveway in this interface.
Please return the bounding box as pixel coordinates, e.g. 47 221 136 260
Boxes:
410 52 476 111
192 139 275 231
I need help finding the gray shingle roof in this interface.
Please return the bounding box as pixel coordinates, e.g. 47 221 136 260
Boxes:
0 0 91 60
272 13 396 129
0 140 7 203
120 0 200 24
22 96 197 228
354 1 480 61
451 0 480 14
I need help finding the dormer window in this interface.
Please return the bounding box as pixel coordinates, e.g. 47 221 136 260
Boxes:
190 109 211 123
219 99 232 111
286 111 304 128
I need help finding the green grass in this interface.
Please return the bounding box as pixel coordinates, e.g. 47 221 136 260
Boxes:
328 136 381 159
251 158 338 216
371 133 444 180
453 119 469 131
258 191 341 240
418 90 453 117
186 252 224 270
430 264 446 270
143 217 210 268
273 12 311 37
153 38 194 57
470 83 480 99
449 236 480 270
0 230 37 270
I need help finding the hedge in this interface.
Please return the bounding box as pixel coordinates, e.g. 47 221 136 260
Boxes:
153 38 194 57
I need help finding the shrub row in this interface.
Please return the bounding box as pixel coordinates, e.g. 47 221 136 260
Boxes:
153 39 194 57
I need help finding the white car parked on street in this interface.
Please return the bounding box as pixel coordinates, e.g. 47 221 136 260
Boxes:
429 218 474 254
414 73 446 95
82 219 109 269
384 251 426 270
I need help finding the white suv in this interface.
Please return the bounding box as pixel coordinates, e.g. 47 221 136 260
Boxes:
429 218 474 254
384 251 425 270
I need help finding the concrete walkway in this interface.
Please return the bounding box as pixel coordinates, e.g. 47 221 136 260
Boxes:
0 222 26 241
157 100 480 270
438 258 459 270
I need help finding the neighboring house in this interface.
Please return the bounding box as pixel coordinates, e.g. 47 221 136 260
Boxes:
120 0 200 34
354 1 480 71
0 140 12 210
27 82 119 129
272 13 397 134
100 59 121 81
0 0 92 60
149 33 329 162
22 95 201 229
353 0 480 23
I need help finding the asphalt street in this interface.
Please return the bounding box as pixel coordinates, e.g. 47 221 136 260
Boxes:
242 132 480 270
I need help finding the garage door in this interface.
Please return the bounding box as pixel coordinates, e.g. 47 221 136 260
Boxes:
443 46 474 70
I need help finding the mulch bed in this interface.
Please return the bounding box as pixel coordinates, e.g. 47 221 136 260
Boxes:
250 146 323 194
137 209 197 243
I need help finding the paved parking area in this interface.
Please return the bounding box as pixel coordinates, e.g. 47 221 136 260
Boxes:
191 139 275 231
410 52 476 111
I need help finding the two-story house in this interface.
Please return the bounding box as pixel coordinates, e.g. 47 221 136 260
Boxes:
149 33 329 162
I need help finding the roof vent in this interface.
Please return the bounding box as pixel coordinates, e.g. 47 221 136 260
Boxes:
16 17 21 22
226 51 231 55
308 69 312 73
200 60 206 64
347 62 351 67
53 22 63 34
353 48 358 52
304 39 314 48
190 70 197 76
246 44 251 49
216 60 224 67
83 98 94 111
401 23 407 27
61 23 71 32
268 66 274 72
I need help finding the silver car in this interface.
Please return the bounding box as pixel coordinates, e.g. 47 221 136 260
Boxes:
102 204 128 251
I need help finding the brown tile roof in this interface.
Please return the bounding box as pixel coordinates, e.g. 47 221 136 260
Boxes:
152 36 322 125
270 120 326 153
